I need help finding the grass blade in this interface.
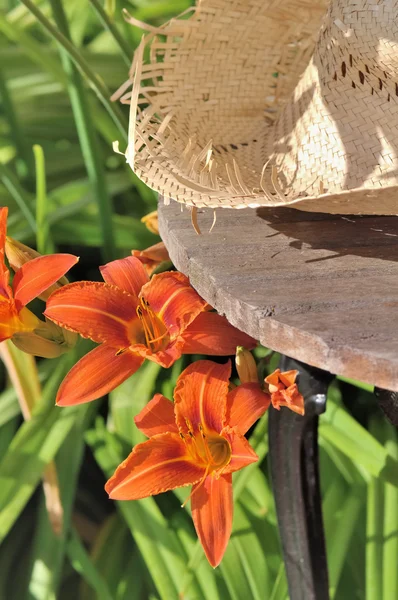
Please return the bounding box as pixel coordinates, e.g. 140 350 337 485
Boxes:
366 415 384 600
66 528 113 600
88 0 132 67
0 162 36 232
382 421 398 600
19 0 128 142
42 0 116 262
0 67 30 177
0 13 66 86
320 398 398 486
328 489 364 598
33 144 53 254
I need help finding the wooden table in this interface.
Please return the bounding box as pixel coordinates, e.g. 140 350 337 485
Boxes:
159 202 398 391
159 200 398 600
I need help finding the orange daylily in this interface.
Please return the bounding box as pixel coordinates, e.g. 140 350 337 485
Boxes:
45 256 255 406
265 368 305 415
0 207 78 354
236 347 305 415
105 360 271 567
132 241 170 276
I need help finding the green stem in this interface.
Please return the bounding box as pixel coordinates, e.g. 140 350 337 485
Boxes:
33 144 53 254
89 0 132 67
19 0 128 143
43 0 116 262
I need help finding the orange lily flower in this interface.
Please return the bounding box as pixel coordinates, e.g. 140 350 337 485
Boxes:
0 207 78 351
265 368 305 415
131 241 170 276
45 257 255 406
236 347 305 415
105 360 271 567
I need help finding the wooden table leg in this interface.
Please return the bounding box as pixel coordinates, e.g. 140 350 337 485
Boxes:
268 356 333 600
375 388 398 426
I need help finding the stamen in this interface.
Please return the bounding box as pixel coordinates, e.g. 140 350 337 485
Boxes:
198 423 206 438
136 298 169 352
115 348 127 356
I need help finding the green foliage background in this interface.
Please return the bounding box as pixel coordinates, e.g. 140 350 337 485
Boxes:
0 1 397 598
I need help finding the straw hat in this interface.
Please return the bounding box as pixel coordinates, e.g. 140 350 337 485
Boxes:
116 0 398 215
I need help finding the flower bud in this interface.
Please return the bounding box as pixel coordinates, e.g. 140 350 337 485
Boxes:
141 210 159 235
235 346 258 384
5 237 69 301
12 318 77 359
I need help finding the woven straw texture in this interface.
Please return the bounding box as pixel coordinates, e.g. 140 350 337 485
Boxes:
117 0 398 214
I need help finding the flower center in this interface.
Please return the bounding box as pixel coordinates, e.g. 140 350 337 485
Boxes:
136 297 169 353
181 421 232 474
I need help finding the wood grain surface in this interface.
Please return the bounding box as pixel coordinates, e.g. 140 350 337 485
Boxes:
158 201 398 391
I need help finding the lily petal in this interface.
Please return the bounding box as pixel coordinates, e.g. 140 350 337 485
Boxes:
134 393 178 437
100 256 149 297
12 254 78 311
141 271 206 337
221 426 259 474
191 473 233 568
105 432 204 500
278 370 299 388
181 312 257 355
226 383 270 435
45 281 141 348
174 360 231 434
56 345 143 406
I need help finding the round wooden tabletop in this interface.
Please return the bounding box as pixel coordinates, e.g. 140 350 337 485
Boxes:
158 201 398 391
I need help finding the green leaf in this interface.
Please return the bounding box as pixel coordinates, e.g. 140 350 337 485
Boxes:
382 421 398 600
28 402 95 600
269 562 289 600
109 361 161 446
0 386 20 428
320 398 398 486
328 489 364 598
66 528 113 600
366 415 384 600
220 503 271 600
